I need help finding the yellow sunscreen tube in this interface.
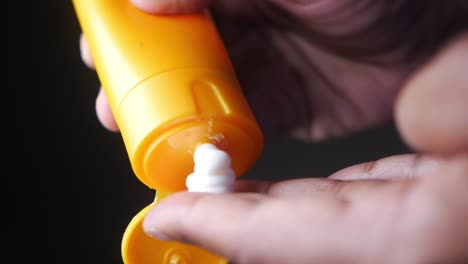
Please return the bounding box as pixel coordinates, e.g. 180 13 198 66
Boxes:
72 0 264 263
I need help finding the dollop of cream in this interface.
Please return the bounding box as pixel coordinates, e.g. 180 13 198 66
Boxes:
186 143 236 193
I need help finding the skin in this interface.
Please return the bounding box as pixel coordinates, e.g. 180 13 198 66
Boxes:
79 1 468 263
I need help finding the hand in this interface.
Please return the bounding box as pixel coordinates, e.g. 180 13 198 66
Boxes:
140 33 468 264
78 1 468 263
80 0 467 141
143 156 468 264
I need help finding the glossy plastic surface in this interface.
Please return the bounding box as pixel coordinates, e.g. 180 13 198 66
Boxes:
73 0 263 263
72 0 263 193
122 192 228 264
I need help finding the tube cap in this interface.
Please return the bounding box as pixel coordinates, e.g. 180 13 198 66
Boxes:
122 192 228 264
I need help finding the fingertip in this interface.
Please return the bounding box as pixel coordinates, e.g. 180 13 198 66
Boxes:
396 33 468 154
95 88 120 132
130 0 212 15
142 192 205 241
79 33 95 69
142 207 174 241
142 191 268 261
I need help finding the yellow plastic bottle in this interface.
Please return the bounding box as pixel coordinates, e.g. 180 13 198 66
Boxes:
72 0 264 263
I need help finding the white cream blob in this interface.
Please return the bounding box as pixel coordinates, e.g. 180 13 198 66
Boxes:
186 143 236 193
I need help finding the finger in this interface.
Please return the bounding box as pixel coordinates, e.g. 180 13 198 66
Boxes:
329 154 444 181
236 178 340 196
95 88 119 132
130 0 212 15
142 191 360 264
236 154 443 197
81 35 119 132
79 33 94 69
143 161 468 264
234 179 336 195
234 178 384 200
396 32 468 154
394 155 468 263
143 177 414 264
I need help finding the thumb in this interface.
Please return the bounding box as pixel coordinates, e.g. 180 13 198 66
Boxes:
130 0 212 14
396 32 468 154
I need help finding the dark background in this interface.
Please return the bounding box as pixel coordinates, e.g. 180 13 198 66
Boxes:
18 1 410 263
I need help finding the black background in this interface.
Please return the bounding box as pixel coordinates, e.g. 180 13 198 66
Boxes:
18 1 410 263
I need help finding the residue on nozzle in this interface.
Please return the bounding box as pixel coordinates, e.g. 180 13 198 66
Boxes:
208 133 224 143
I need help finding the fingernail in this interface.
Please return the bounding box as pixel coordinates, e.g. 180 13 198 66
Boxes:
144 227 173 241
131 0 210 14
130 0 165 12
130 0 179 14
143 207 173 241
